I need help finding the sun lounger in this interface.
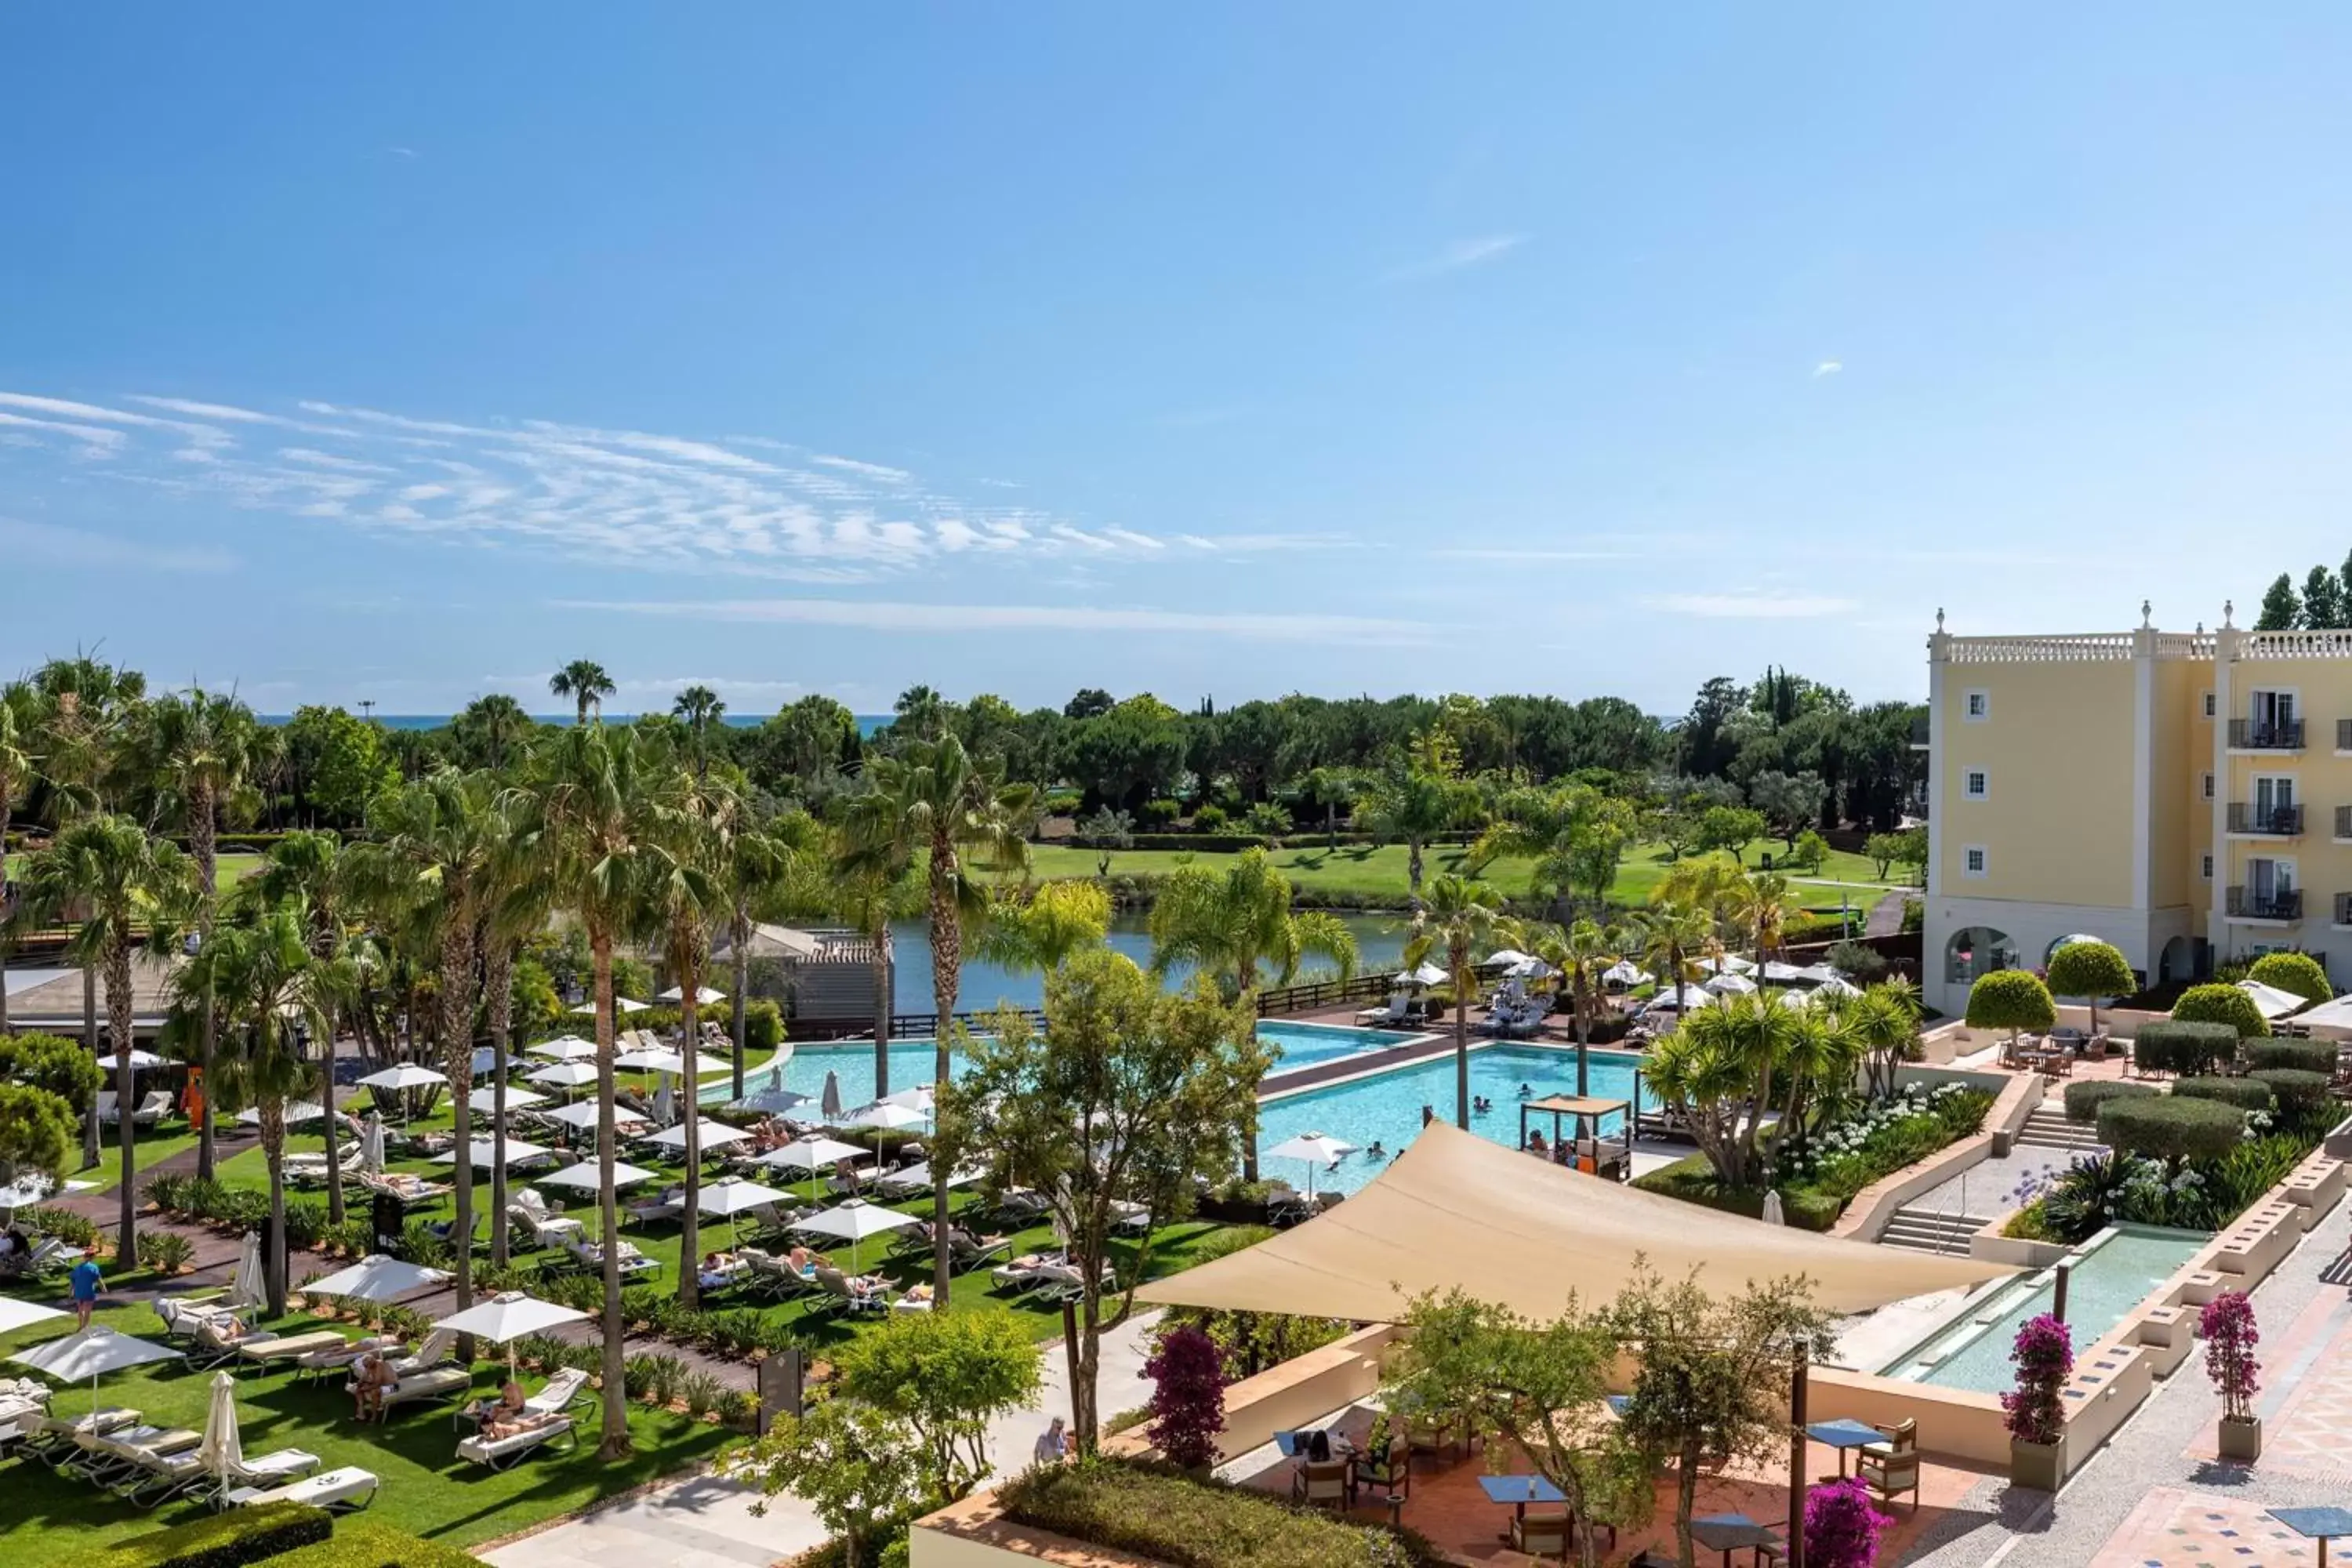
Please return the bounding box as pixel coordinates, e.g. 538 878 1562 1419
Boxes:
391 1327 457 1377
22 1408 137 1468
456 1413 575 1468
131 1090 174 1127
375 1365 473 1416
625 1187 685 1226
5 1234 75 1279
297 1334 397 1384
153 1294 252 1343
815 1265 890 1315
228 1465 379 1512
236 1330 351 1371
114 1436 318 1507
188 1315 278 1370
67 1422 198 1487
360 1173 450 1210
523 1367 590 1419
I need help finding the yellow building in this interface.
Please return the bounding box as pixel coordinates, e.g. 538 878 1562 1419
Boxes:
1923 601 2350 1014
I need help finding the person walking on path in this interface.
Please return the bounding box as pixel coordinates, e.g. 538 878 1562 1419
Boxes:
69 1254 103 1327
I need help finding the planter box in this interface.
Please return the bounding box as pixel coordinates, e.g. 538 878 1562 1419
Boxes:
2010 1436 2066 1491
2219 1416 2263 1463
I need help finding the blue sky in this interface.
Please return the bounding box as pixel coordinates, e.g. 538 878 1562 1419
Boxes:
8 5 2352 717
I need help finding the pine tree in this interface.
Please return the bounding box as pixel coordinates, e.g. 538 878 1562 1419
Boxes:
2303 565 2347 630
2256 573 2302 631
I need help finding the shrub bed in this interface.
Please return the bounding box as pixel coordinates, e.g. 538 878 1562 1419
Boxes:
2250 1068 2334 1119
267 1523 486 1567
2170 984 2270 1040
2172 1077 2274 1112
1631 1156 1844 1231
2247 951 2332 1004
2246 1039 2336 1076
56 1503 332 1568
998 1457 1445 1568
2063 1080 2158 1123
2130 1020 2241 1077
2097 1094 2248 1163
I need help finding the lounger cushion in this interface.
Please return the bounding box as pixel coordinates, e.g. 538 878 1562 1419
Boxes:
238 1331 350 1363
230 1465 378 1508
457 1415 572 1465
380 1366 472 1406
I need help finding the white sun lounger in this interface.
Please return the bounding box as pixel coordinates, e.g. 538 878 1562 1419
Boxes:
456 1413 575 1469
228 1464 379 1512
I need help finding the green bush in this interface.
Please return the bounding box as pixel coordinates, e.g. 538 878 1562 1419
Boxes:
1964 969 2056 1034
2045 939 2136 1000
0 1032 106 1116
24 1206 100 1247
999 1457 1446 1568
267 1523 486 1568
2173 1077 2274 1111
55 1502 333 1568
2063 1080 2158 1123
2250 1068 2334 1120
2247 951 2333 1004
282 1197 328 1249
141 1229 195 1273
2247 1039 2337 1075
2131 1020 2240 1077
2171 983 2270 1039
2097 1094 2249 1163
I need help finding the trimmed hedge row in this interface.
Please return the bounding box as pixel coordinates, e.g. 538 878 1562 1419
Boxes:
2131 1020 2240 1077
2172 1077 2274 1112
56 1504 332 1568
2252 1068 2335 1118
2097 1094 2249 1162
267 1524 485 1568
2063 1080 2158 1123
999 1457 1448 1568
2247 1039 2337 1076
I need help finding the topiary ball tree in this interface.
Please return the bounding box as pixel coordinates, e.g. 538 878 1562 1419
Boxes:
2246 951 2332 1006
2171 982 2270 1040
1965 969 2056 1045
2097 1094 2249 1165
2045 939 2136 1036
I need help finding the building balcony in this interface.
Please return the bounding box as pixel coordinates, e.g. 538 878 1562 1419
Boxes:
2227 886 2302 924
2229 717 2305 751
2228 802 2304 837
2336 893 2352 930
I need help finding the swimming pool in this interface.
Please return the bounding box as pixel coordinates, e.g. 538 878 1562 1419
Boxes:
1877 1224 2206 1392
1254 1044 1646 1193
1259 1021 1421 1076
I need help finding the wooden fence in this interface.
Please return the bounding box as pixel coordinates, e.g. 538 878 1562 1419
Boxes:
1254 973 1392 1018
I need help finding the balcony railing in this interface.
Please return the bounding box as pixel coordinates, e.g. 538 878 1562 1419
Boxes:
2228 885 2303 920
2229 802 2304 836
2230 717 2306 750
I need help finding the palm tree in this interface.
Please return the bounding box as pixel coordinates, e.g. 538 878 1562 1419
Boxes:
246 830 357 1225
1146 848 1359 996
548 661 616 727
0 681 44 1033
1530 918 1623 1098
891 685 949 741
453 694 535 771
1628 901 1711 1015
640 770 725 1308
1402 873 1508 1130
506 723 658 1459
1296 766 1359 850
345 770 498 1322
713 805 821 1100
474 800 544 1265
831 856 917 1097
1358 764 1455 908
1737 871 1793 969
134 686 263 1180
672 686 727 780
980 880 1115 974
837 732 1033 1302
18 815 192 1265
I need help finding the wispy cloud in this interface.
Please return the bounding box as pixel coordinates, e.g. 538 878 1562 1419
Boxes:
0 515 234 573
1643 592 1857 619
1813 361 1842 378
565 597 1435 647
1387 234 1527 281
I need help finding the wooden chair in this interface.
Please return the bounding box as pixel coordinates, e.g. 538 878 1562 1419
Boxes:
1406 1411 1465 1467
1511 1512 1570 1558
1857 1418 1920 1512
1291 1457 1350 1512
1352 1444 1409 1501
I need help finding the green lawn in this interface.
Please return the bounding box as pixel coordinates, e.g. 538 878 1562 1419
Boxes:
76 1119 204 1197
0 1289 732 1566
1022 838 1904 915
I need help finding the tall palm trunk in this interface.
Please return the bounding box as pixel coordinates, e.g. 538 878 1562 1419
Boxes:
261 1102 289 1316
926 837 960 1305
82 967 100 1168
107 938 139 1266
870 920 894 1096
485 941 513 1267
677 942 703 1311
192 782 221 1181
1452 945 1472 1130
1573 982 1592 1099
0 799 11 1034
438 916 477 1323
728 907 750 1101
318 1050 344 1228
590 931 630 1460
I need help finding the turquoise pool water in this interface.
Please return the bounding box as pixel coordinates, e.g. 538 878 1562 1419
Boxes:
1878 1224 2206 1392
1254 1044 1646 1193
1260 1021 1421 1076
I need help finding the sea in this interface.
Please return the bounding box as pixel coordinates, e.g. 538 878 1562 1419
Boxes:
263 713 895 738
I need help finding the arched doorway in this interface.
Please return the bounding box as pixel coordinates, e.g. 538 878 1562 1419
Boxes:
1946 927 2020 986
2158 935 2193 983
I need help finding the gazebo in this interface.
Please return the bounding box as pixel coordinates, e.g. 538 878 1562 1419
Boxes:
1517 1094 1634 1180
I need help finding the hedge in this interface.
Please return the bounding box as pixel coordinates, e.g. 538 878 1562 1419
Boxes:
2063 1080 2159 1123
2250 1068 2334 1119
2170 983 2270 1040
2246 1039 2337 1076
2247 951 2333 1005
2097 1094 2249 1163
56 1504 332 1568
998 1456 1447 1568
2172 1076 2274 1112
2130 1020 2239 1077
267 1524 485 1568
1630 1154 1844 1231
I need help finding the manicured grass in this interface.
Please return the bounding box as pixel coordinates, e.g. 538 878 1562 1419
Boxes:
0 1293 734 1567
75 1120 203 1198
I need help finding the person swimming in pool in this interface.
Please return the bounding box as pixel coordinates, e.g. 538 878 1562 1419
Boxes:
1516 1083 1534 1098
1366 1141 1386 1160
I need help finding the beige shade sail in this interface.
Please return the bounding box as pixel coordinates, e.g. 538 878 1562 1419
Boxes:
1138 1122 2013 1321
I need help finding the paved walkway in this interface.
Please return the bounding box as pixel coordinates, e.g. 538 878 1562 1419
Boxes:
482 1312 1166 1568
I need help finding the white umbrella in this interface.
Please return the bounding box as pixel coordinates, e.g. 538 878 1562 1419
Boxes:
100 1048 166 1070
1793 963 1843 984
1696 954 1758 975
1760 961 1809 983
1265 1131 1356 1202
1600 960 1645 986
1504 958 1556 980
360 1113 386 1174
1481 949 1537 971
1761 1191 1786 1227
238 1101 325 1127
646 1119 750 1153
542 1160 659 1192
695 1176 792 1243
570 997 650 1015
2287 993 2352 1036
658 984 728 1004
230 1230 264 1309
0 1174 59 1211
2049 933 2105 954
527 1036 598 1062
1704 971 1759 996
300 1254 450 1301
198 1370 246 1490
1769 988 1815 1011
729 1067 813 1117
1810 976 1863 999
357 1063 447 1091
9 1326 181 1414
755 1134 869 1190
434 1136 552 1169
469 1085 550 1115
2237 979 2310 1021
797 1198 920 1270
821 1070 844 1122
1393 963 1448 988
880 1161 978 1194
543 1101 647 1131
1646 986 1716 1012
652 1081 675 1125
615 1045 683 1073
844 1102 927 1133
0 1297 67 1334
878 1083 935 1112
526 1061 599 1091
435 1290 592 1374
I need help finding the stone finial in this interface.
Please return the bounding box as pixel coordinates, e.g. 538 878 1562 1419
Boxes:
2141 600 2153 628
1935 607 1946 633
2197 621 2205 634
2223 599 2235 629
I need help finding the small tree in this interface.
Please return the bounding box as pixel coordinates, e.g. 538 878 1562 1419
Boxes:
1791 829 1831 873
1748 771 1829 851
0 1084 78 1196
2172 982 2270 1040
724 1399 924 1566
1077 806 1133 879
2246 951 2332 1005
1392 1289 1653 1568
0 1033 104 1119
1890 826 1929 885
1697 805 1766 866
1805 1479 1893 1568
2044 939 2135 1037
1964 969 2055 1046
2002 1313 2071 1447
1142 1325 1226 1472
2201 1290 2260 1428
1862 833 1904 880
833 1307 1042 1503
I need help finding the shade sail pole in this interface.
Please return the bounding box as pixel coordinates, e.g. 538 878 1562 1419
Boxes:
1788 1344 1808 1568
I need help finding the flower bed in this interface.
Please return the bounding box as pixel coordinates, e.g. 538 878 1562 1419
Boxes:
996 1457 1443 1568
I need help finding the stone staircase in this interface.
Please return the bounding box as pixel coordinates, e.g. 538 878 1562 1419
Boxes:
2016 1104 2103 1154
1878 1203 1984 1255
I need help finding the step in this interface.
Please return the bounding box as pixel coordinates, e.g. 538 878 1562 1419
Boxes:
1881 1228 1976 1256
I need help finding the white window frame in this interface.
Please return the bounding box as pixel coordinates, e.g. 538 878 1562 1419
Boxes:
1962 688 1990 723
2251 771 2297 808
1962 766 1990 801
1962 844 1989 879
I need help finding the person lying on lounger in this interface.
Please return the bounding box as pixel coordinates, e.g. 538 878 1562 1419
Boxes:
482 1407 563 1442
465 1379 528 1432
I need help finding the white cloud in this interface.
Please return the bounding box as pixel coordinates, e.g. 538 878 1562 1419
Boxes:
0 515 233 572
0 410 128 453
1387 234 1528 281
811 454 912 483
1813 361 1843 378
566 597 1434 646
1644 592 1857 619
280 447 397 474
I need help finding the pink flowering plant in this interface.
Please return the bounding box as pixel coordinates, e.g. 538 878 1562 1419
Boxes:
2201 1290 2260 1424
1805 1479 1894 1568
2001 1312 2072 1445
1142 1325 1227 1470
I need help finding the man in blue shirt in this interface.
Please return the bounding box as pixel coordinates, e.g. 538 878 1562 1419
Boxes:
69 1255 102 1328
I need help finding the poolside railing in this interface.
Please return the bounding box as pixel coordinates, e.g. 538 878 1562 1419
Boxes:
1254 974 1393 1017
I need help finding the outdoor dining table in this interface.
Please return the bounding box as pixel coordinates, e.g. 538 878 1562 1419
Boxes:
1478 1472 1564 1523
1807 1417 1888 1479
1690 1512 1784 1568
2270 1507 2352 1567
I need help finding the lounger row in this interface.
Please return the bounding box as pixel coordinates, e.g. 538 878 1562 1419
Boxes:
17 1404 329 1510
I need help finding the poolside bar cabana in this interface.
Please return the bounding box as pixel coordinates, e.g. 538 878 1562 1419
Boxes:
1518 1093 1634 1180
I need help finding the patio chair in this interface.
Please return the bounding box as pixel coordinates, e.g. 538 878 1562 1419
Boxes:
127 1090 174 1127
1352 1443 1408 1501
1857 1419 1919 1512
1355 991 1409 1027
523 1367 591 1419
65 1421 198 1487
1290 1457 1350 1512
457 1413 575 1469
1511 1512 1570 1558
227 1465 379 1512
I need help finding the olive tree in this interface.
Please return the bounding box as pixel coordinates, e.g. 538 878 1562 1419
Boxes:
2043 939 2135 1037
